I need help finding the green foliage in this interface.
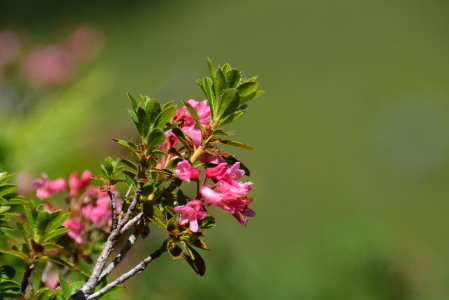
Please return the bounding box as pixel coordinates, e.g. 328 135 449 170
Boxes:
197 58 265 127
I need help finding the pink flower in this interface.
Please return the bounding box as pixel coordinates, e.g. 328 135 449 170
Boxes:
64 218 85 244
82 188 122 226
200 153 225 165
174 200 207 232
205 162 246 181
69 170 92 197
205 163 228 180
217 179 252 197
32 173 66 199
182 124 202 147
174 100 211 127
200 186 255 226
176 160 200 180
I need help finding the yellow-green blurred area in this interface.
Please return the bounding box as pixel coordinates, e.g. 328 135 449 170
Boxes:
2 0 449 299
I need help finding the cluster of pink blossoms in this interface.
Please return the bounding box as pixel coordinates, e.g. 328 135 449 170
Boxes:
167 100 256 232
32 170 122 244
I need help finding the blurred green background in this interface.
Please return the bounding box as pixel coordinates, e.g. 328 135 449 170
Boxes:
2 0 449 299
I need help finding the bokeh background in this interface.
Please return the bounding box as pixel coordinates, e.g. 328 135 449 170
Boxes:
2 0 449 299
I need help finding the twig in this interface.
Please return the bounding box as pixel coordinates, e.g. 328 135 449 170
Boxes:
86 241 168 300
153 178 182 205
120 212 143 234
98 219 143 283
75 188 142 298
20 263 33 293
107 191 118 231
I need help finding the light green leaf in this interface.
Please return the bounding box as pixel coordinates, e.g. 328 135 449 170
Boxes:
215 139 255 151
225 69 241 88
145 98 161 126
137 107 150 140
216 88 240 121
0 184 17 197
153 106 177 130
127 92 138 112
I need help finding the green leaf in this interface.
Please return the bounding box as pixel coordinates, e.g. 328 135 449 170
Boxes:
58 273 71 300
161 100 175 111
150 205 166 228
240 90 265 106
200 215 216 229
47 210 70 232
180 235 209 250
183 101 203 130
215 139 255 151
212 129 232 137
127 92 138 112
206 57 216 80
0 249 29 263
102 157 114 177
24 206 37 231
166 219 181 236
0 173 15 185
42 256 83 274
216 89 240 121
43 227 68 242
0 279 20 290
0 265 15 280
176 189 187 206
203 77 216 113
218 111 245 126
120 158 138 171
0 184 17 197
0 206 10 214
237 81 259 98
137 107 150 140
153 106 177 130
213 68 227 101
147 128 166 149
167 241 183 259
182 243 206 276
140 184 155 198
225 69 241 88
114 139 138 152
145 98 162 125
34 211 52 243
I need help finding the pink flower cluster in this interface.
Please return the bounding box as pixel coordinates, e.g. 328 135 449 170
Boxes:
168 99 211 148
174 200 207 232
175 160 200 180
201 162 255 226
33 170 121 245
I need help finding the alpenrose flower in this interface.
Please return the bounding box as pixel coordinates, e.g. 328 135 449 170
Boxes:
69 170 93 197
201 162 255 225
32 173 66 199
174 200 207 232
176 160 200 180
64 217 85 244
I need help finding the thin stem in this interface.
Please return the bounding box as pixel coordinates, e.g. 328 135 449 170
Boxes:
153 179 182 205
20 263 33 294
76 188 142 298
98 218 143 283
120 212 143 234
86 241 168 300
108 191 118 231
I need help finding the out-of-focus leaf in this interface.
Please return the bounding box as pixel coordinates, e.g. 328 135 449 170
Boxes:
0 265 15 280
96 285 125 299
34 211 51 243
58 273 71 300
0 249 29 263
0 173 15 185
43 227 68 242
0 184 16 197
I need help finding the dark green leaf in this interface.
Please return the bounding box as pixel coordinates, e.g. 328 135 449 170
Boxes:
166 219 181 236
34 211 51 243
206 57 216 80
215 139 255 151
225 69 241 88
58 273 71 300
127 93 138 112
176 189 187 206
161 100 175 111
147 128 166 149
212 129 232 137
182 243 206 276
137 107 150 140
43 227 68 242
167 241 183 259
114 139 138 152
150 205 166 228
0 184 17 197
216 89 240 121
0 265 15 280
145 98 161 125
42 256 84 274
218 111 245 126
120 158 138 171
200 216 216 229
213 68 227 101
237 81 259 98
153 106 177 130
128 109 140 134
240 90 265 106
0 279 20 290
141 184 155 198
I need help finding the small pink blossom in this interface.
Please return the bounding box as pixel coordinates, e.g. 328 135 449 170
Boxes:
32 173 66 199
217 179 253 197
205 163 228 180
182 124 202 147
69 170 92 197
176 160 200 180
200 153 225 165
200 186 255 226
64 218 85 244
174 200 207 232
